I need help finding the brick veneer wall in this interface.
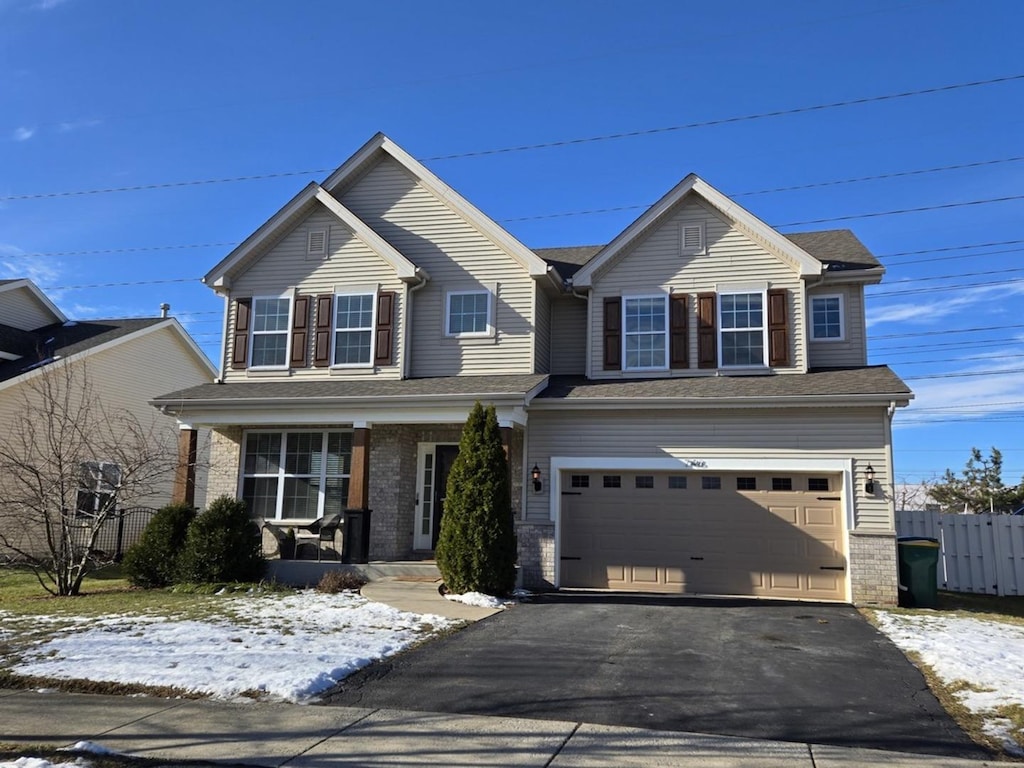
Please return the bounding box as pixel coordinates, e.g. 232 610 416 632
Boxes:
516 521 555 589
849 531 898 606
206 426 243 502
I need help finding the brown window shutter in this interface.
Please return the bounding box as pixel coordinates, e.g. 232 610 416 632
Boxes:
697 293 717 368
313 294 333 368
669 294 688 369
289 295 310 368
603 297 621 370
374 291 395 366
768 288 790 367
231 298 251 370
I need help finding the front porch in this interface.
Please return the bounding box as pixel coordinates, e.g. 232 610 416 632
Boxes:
265 558 443 588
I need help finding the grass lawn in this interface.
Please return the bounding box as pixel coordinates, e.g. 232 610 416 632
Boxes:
864 591 1024 758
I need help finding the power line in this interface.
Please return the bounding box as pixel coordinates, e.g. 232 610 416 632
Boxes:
422 73 1024 160
776 193 1024 228
878 239 1024 259
890 352 1024 367
884 246 1024 268
872 322 1024 340
867 277 1024 299
50 277 200 290
903 367 1024 381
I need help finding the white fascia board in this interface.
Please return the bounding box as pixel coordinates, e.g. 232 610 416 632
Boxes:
0 279 67 324
204 182 321 286
0 320 191 396
158 403 530 428
312 188 423 281
323 133 549 279
573 174 823 287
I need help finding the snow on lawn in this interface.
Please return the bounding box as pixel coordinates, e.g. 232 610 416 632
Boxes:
875 610 1024 755
5 591 456 703
444 591 510 609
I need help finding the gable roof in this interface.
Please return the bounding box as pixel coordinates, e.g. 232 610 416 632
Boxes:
0 318 216 389
322 133 554 280
572 175 823 288
204 184 423 290
0 278 67 326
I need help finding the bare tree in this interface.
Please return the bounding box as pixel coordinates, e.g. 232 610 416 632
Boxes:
0 361 179 595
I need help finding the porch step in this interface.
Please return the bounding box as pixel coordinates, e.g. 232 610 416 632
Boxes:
265 559 440 588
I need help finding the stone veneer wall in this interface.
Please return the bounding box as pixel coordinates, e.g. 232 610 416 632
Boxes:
848 531 898 606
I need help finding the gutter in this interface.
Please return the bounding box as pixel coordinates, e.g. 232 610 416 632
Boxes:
527 393 913 410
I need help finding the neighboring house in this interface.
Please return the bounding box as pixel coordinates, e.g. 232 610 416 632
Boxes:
152 133 912 605
0 279 216 556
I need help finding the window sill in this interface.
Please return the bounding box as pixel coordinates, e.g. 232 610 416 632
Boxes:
246 367 293 378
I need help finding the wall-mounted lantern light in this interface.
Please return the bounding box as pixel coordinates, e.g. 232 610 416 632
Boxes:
531 464 542 493
865 464 876 494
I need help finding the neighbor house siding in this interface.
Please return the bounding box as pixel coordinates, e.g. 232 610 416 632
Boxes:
807 284 868 368
524 406 892 531
549 297 587 375
223 207 407 382
588 198 806 378
337 157 535 377
0 287 55 331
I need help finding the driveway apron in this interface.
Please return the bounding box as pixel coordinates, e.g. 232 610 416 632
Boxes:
320 594 985 759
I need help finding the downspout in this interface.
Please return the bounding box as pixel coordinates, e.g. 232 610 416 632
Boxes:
886 398 909 595
402 269 430 380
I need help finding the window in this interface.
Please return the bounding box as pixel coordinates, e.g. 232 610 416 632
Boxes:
811 295 844 340
623 295 667 370
241 431 352 520
603 475 621 488
668 476 688 489
772 477 793 491
736 477 756 491
808 478 830 491
333 293 375 366
570 474 590 488
702 476 721 490
635 475 654 489
719 291 765 367
76 461 121 516
250 297 291 368
446 290 492 337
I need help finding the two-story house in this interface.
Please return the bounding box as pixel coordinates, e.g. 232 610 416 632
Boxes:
153 133 911 605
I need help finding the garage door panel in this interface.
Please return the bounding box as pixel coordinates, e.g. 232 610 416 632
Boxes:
561 471 846 601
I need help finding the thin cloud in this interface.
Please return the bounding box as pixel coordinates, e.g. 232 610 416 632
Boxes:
0 243 65 297
57 117 101 133
12 126 35 141
32 0 71 9
868 282 1024 328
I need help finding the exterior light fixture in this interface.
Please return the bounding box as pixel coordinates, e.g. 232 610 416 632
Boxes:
865 464 875 494
531 464 542 492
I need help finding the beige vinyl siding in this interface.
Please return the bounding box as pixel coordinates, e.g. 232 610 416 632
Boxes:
0 327 213 509
224 207 407 382
0 286 57 331
808 284 868 368
525 406 892 532
339 157 535 377
534 289 551 374
589 198 805 378
550 297 587 375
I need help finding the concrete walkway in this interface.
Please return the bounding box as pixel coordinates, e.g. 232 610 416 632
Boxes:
0 689 1000 766
360 577 502 622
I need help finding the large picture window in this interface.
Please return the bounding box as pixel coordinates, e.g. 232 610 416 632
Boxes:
250 297 291 368
719 291 765 367
623 295 667 370
241 431 352 520
333 293 374 366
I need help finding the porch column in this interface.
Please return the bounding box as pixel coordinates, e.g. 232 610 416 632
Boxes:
347 427 371 509
172 428 198 507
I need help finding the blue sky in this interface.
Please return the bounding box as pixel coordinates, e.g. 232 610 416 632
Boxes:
1 0 1022 488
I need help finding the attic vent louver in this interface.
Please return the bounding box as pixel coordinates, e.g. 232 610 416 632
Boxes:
307 229 327 256
681 223 705 256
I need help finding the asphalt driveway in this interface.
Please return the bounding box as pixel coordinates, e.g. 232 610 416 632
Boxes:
321 594 985 758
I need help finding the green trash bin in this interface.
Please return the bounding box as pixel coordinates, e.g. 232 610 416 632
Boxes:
897 536 940 608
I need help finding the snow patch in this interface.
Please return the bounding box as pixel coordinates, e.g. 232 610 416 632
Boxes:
0 759 86 768
443 591 510 609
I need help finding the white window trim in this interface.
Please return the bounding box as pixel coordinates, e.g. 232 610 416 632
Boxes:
717 288 768 369
810 293 846 342
239 429 352 522
331 288 378 369
248 294 293 371
445 288 494 338
622 293 669 372
680 222 706 256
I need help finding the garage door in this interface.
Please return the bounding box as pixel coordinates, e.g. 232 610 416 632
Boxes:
560 471 846 601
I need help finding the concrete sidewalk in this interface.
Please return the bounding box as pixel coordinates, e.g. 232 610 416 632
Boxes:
0 689 999 767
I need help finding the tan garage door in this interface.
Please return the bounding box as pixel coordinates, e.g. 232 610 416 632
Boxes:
560 471 846 601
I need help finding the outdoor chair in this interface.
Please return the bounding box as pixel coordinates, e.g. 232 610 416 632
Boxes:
295 513 344 562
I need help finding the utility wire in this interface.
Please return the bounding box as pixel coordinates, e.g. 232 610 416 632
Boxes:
872 322 1024 340
867 277 1024 299
776 193 1024 228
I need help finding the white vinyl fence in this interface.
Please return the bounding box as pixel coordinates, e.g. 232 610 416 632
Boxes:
896 510 1024 596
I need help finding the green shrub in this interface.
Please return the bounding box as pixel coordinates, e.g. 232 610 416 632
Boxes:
316 569 366 593
175 496 264 584
435 402 517 596
122 503 196 588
